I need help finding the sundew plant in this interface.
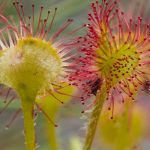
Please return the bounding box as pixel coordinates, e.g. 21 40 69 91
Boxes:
0 0 149 150
69 0 149 150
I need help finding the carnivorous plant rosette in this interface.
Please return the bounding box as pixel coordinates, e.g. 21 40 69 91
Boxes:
70 0 150 149
0 1 81 150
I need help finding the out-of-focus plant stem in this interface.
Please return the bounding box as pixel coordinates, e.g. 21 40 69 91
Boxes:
45 114 58 150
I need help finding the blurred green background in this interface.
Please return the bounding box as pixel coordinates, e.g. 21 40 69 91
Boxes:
0 0 150 150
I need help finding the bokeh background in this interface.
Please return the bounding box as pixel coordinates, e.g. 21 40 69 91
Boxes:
0 0 150 150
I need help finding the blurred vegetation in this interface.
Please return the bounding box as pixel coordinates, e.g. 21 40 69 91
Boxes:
99 104 145 150
0 0 149 150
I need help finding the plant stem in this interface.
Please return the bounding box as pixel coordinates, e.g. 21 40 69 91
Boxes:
45 115 58 150
83 83 107 150
21 94 35 150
